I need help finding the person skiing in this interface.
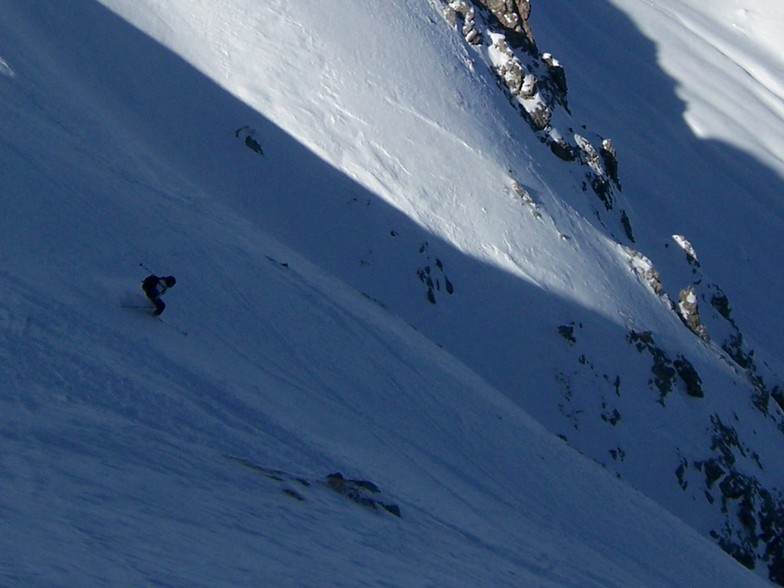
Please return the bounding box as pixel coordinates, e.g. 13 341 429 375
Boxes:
141 274 176 316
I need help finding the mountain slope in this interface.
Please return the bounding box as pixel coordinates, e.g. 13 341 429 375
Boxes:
0 0 781 585
531 0 784 364
83 0 784 578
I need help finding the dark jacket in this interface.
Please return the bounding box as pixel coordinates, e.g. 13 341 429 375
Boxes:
142 274 175 300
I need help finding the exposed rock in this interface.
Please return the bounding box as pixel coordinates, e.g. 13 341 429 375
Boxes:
575 134 612 210
574 135 603 176
436 3 784 583
477 0 535 51
628 330 676 403
609 447 626 461
600 138 620 188
676 459 689 490
679 285 710 341
623 247 663 295
492 36 524 94
724 332 753 369
684 417 784 581
520 72 537 99
698 458 725 489
511 180 541 215
558 324 576 344
439 0 633 246
601 408 622 426
628 330 704 403
709 414 744 467
674 355 704 398
710 285 735 324
549 135 577 161
445 1 483 45
325 472 402 517
772 385 784 414
701 283 784 419
230 457 401 518
672 234 699 267
417 243 455 304
541 52 568 107
620 209 635 242
488 34 551 129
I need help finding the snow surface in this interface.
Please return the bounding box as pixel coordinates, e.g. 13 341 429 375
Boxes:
1 0 781 586
530 0 784 364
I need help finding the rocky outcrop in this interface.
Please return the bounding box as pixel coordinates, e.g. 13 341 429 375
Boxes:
622 246 663 295
600 139 620 189
325 472 402 517
678 285 709 341
416 241 455 304
627 330 704 403
511 180 543 219
677 416 784 582
439 0 635 245
445 2 482 45
575 134 612 209
230 457 402 518
557 323 577 344
478 0 535 51
438 2 784 584
488 34 550 129
666 237 784 420
673 234 699 267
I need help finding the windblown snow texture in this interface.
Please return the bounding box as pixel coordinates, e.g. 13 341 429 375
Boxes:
1 0 782 585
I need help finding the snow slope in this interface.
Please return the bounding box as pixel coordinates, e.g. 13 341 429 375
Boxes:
0 0 781 585
531 0 784 364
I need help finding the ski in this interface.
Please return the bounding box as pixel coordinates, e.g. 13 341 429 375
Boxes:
122 304 187 335
156 316 188 337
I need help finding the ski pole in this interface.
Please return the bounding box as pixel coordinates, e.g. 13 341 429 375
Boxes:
139 262 153 273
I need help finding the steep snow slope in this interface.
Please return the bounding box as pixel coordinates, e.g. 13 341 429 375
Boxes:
531 0 784 365
80 3 784 576
86 0 784 391
74 3 687 369
0 0 780 585
108 0 784 581
0 1 770 586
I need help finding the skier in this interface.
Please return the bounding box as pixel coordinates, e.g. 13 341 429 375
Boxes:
141 274 176 316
